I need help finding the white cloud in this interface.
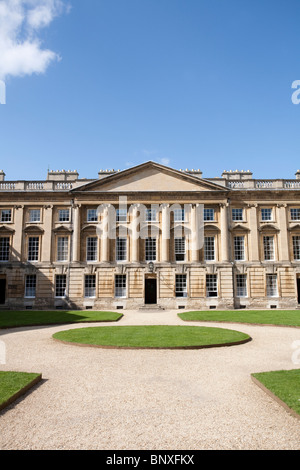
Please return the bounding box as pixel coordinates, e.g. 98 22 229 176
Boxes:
0 0 68 80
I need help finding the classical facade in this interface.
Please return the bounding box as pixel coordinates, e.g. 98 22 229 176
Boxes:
1 160 300 311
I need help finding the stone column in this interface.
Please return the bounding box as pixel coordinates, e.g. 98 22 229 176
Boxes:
42 205 53 262
220 203 229 262
248 204 259 262
72 204 81 262
161 204 170 262
277 204 289 261
12 205 24 262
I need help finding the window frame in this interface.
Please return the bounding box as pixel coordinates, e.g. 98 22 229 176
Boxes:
55 274 67 298
206 274 218 297
115 274 126 298
236 274 247 297
0 237 10 262
27 236 40 262
174 237 185 262
84 274 96 298
86 236 98 262
116 237 127 262
175 274 187 297
25 274 37 298
57 236 69 262
233 235 245 261
232 208 244 222
145 237 157 262
266 274 278 297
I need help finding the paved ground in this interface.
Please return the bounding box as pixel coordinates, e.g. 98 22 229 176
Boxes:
0 309 300 450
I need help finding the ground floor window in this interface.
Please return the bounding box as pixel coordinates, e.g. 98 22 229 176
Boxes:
25 274 36 298
266 274 278 297
293 236 300 260
175 274 187 297
115 274 126 298
55 274 66 297
85 274 96 297
206 274 217 297
236 274 247 297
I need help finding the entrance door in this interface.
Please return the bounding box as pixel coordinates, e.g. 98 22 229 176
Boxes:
297 277 300 304
0 279 6 305
145 278 157 304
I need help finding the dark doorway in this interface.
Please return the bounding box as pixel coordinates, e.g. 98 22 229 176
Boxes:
0 279 6 305
145 278 157 304
297 277 300 304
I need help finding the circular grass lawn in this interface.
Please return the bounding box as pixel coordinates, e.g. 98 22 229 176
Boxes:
52 325 251 349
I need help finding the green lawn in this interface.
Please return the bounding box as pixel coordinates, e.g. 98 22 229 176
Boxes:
178 310 300 327
53 325 251 349
0 371 41 409
252 369 300 417
0 310 123 329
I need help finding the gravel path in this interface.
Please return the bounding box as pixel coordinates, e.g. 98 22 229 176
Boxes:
0 310 300 450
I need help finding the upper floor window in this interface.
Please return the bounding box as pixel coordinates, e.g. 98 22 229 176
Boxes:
145 209 157 222
232 208 243 221
57 236 69 262
0 237 10 262
58 209 70 222
116 237 127 261
173 208 185 222
234 236 245 261
292 236 300 261
145 237 156 261
204 236 215 261
175 237 185 261
0 209 12 223
29 209 41 223
261 208 273 221
116 208 127 222
263 235 275 261
86 237 98 262
291 208 300 221
87 209 98 222
204 208 215 221
28 237 39 262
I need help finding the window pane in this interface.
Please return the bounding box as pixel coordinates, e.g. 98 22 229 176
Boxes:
0 237 10 261
261 208 272 221
291 208 300 221
57 237 69 261
175 274 187 297
206 274 217 297
236 274 247 297
234 236 245 260
145 209 157 221
145 238 156 261
204 237 215 261
175 237 185 261
28 237 39 261
58 209 70 222
115 274 126 297
85 275 96 297
86 237 98 261
116 237 127 261
204 208 214 221
1 209 11 222
266 274 278 297
116 209 127 222
232 208 243 221
55 275 66 297
173 208 185 222
87 209 98 222
25 275 36 298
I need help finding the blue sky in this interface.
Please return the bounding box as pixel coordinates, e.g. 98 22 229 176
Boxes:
1 0 300 181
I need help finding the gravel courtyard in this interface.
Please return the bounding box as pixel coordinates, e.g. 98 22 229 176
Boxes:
0 310 299 450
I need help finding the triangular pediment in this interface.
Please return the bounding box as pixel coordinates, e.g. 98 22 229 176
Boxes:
73 161 228 193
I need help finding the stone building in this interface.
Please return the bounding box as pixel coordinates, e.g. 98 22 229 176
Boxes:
0 160 300 311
